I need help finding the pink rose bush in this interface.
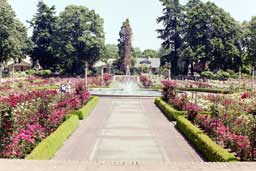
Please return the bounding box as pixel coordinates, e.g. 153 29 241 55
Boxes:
140 75 153 88
161 81 256 161
0 82 90 158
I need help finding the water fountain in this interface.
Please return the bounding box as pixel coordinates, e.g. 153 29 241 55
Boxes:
90 65 161 97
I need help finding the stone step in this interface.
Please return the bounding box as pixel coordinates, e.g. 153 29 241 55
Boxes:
0 160 255 171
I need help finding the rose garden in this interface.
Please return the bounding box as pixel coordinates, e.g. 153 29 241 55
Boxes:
1 0 256 170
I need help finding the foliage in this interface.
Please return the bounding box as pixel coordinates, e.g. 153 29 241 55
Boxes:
78 96 99 120
101 44 119 63
118 19 132 73
155 97 186 121
25 69 36 75
157 0 243 75
155 97 238 162
102 73 112 86
55 5 105 74
0 82 90 158
37 70 52 77
176 116 238 162
139 75 153 87
30 2 105 74
142 49 158 58
30 1 58 70
161 80 177 101
26 115 79 160
157 0 185 76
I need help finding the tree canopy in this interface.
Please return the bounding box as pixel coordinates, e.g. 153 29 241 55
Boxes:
30 2 105 74
157 0 243 75
0 0 30 64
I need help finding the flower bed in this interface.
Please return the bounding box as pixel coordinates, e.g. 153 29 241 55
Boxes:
159 80 256 161
155 97 238 162
0 81 90 159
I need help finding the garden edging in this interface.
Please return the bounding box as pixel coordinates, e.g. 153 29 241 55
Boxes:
26 96 99 160
155 97 238 162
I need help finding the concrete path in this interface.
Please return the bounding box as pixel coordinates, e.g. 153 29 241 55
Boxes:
53 97 202 162
1 160 256 171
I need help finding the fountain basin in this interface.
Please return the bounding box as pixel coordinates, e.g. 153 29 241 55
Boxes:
89 88 161 97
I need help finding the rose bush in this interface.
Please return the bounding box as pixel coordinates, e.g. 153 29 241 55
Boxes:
0 82 90 158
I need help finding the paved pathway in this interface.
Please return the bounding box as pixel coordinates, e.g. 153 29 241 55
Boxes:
1 160 256 171
53 97 202 162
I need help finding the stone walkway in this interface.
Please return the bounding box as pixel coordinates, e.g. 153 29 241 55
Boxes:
53 97 202 162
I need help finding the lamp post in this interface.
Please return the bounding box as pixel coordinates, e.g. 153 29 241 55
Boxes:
239 66 241 90
12 65 15 86
84 62 88 90
252 64 255 90
0 63 3 86
168 62 172 80
101 66 104 87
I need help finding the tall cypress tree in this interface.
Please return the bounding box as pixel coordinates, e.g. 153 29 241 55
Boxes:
30 1 57 70
157 0 184 76
118 19 132 73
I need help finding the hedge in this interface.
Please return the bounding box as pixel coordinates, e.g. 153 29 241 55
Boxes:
176 116 238 162
155 97 186 121
178 87 233 94
26 96 99 160
78 96 99 120
26 115 79 160
155 97 238 162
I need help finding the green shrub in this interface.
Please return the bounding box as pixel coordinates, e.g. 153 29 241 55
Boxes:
216 70 230 80
38 70 52 77
25 69 36 75
26 115 79 160
178 87 233 94
155 97 186 121
201 71 215 79
78 96 99 120
176 116 238 162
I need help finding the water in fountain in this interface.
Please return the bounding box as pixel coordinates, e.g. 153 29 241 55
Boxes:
90 65 161 97
111 65 140 91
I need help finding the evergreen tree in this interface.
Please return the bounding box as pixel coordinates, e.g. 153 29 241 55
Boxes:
118 19 132 73
30 1 58 70
157 0 185 76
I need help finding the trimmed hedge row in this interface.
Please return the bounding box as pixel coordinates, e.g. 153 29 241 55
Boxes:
178 87 233 94
26 115 79 160
176 116 238 162
155 97 238 162
26 96 100 160
64 96 99 120
155 97 186 121
78 96 99 120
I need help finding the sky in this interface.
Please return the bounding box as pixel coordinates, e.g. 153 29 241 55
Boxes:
8 0 256 51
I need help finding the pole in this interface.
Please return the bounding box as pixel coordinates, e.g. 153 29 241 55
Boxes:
101 67 104 87
84 62 88 90
239 66 241 90
109 64 111 74
0 63 2 86
12 66 14 86
252 65 255 90
168 62 171 80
